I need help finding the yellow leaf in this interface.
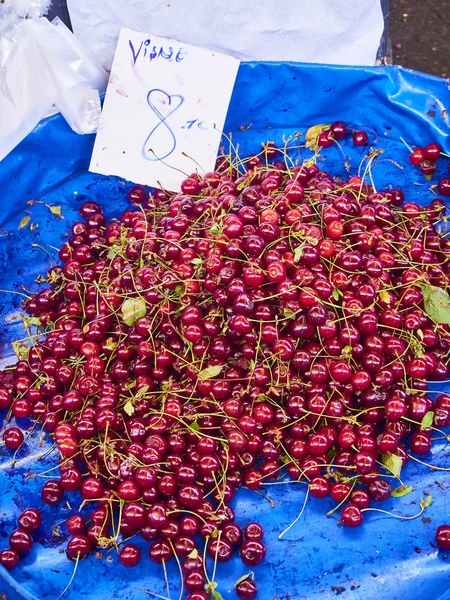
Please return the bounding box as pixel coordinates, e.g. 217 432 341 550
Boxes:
124 400 135 416
46 205 63 218
121 297 146 326
305 124 330 151
379 290 391 305
187 549 198 559
198 364 223 380
18 216 30 230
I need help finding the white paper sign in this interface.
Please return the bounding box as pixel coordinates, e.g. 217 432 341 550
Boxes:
89 28 240 191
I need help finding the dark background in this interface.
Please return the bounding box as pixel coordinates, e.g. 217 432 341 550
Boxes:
389 0 449 78
46 0 449 78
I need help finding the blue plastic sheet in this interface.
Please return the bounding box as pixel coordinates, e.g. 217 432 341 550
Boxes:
1 62 450 600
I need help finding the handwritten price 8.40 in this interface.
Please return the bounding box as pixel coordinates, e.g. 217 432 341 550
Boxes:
142 88 210 162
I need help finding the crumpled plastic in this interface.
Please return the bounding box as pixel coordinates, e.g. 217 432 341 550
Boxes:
66 0 385 71
0 3 107 163
0 62 450 600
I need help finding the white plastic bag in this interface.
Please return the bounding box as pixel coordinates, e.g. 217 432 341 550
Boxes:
0 1 108 163
67 0 385 71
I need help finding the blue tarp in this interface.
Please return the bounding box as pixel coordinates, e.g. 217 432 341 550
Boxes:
1 62 450 600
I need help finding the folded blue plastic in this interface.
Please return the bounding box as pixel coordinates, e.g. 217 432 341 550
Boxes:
1 62 450 600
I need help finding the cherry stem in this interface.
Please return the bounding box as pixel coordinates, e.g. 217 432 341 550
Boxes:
278 488 309 540
408 454 450 471
361 506 426 521
58 552 80 600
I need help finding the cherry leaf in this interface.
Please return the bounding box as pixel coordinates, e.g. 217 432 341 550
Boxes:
187 549 198 559
121 297 146 326
124 400 135 416
18 216 30 230
211 592 225 600
189 421 200 432
332 289 341 301
420 495 432 510
379 290 391 305
382 452 402 478
293 245 303 262
198 364 223 380
135 385 149 398
421 411 434 429
305 124 330 151
421 285 450 324
283 308 295 319
391 485 413 498
46 204 63 218
234 574 252 587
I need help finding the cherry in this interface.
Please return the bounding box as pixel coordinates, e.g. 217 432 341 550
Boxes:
9 529 33 554
67 514 86 535
340 504 363 527
244 522 264 540
41 480 64 505
436 525 450 550
18 508 42 533
185 570 206 592
3 427 24 450
149 540 173 563
236 577 258 599
437 177 450 196
424 142 441 161
67 535 91 559
409 148 425 165
409 432 431 455
119 544 141 566
309 476 330 499
353 131 369 146
330 121 347 140
240 540 266 566
0 548 19 570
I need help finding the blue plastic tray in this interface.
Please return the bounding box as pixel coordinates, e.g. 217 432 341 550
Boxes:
1 62 450 600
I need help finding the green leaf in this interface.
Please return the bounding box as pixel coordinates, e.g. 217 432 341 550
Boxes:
107 244 122 259
211 592 225 600
234 574 252 587
124 400 135 416
19 216 30 230
191 258 203 265
46 204 63 217
23 316 42 327
135 385 149 398
332 289 341 302
121 297 146 326
416 329 424 341
198 364 223 380
420 495 432 509
421 284 450 324
304 235 319 246
379 290 391 305
382 452 403 478
421 411 434 429
293 245 303 262
305 123 330 151
205 581 218 594
189 421 200 432
283 308 295 319
391 485 413 498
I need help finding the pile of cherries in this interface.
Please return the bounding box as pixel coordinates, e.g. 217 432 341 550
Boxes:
409 142 450 195
1 123 450 598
